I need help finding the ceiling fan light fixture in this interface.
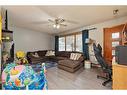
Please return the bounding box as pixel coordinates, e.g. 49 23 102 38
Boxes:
48 18 69 29
53 24 56 28
53 24 60 29
56 24 60 29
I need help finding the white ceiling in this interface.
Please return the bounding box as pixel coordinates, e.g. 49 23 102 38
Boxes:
3 6 127 34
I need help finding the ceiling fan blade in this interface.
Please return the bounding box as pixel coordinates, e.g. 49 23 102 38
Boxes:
66 20 78 24
58 18 65 23
60 24 67 27
48 19 54 23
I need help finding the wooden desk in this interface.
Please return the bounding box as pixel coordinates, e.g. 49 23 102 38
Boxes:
112 64 127 90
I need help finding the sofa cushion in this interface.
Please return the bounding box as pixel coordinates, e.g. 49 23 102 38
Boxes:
58 65 81 73
37 50 47 57
58 59 81 68
57 57 67 60
56 51 70 58
30 57 44 64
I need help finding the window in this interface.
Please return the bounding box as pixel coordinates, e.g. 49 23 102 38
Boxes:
66 35 74 51
112 50 115 56
59 37 65 51
112 41 119 47
111 32 121 57
76 34 82 52
112 32 120 39
58 33 82 52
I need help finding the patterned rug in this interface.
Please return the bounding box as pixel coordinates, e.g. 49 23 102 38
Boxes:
31 61 57 72
45 61 57 69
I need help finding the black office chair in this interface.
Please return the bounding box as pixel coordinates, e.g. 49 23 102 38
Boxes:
93 43 112 86
97 44 102 57
96 44 105 79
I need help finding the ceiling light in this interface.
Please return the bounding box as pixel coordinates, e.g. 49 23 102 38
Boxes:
53 24 60 29
53 24 56 28
56 24 60 29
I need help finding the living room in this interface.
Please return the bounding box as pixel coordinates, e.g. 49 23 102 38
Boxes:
1 5 127 91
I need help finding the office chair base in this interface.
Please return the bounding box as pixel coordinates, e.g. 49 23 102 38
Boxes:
97 72 108 79
97 75 107 79
102 79 112 86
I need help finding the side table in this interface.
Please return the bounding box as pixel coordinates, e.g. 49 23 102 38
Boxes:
84 60 91 69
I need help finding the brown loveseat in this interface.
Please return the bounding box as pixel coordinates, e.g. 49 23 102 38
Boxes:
26 50 85 72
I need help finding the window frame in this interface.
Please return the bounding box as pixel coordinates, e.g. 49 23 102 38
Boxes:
58 36 66 51
58 32 82 52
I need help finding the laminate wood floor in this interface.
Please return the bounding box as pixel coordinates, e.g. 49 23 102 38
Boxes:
46 67 112 90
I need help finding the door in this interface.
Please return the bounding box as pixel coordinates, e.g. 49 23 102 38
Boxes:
104 24 124 65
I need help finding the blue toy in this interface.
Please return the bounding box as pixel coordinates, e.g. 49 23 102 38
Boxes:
3 63 48 90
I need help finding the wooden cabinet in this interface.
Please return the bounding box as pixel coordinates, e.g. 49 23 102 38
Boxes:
112 64 127 89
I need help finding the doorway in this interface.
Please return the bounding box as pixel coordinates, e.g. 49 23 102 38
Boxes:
104 24 124 65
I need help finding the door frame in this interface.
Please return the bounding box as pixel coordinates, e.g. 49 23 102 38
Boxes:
103 24 125 64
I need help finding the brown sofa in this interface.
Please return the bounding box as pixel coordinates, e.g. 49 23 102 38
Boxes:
26 50 85 72
56 51 85 73
58 60 84 73
27 50 56 64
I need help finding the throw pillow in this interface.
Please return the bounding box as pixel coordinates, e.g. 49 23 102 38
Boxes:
31 52 39 58
73 53 77 60
45 51 50 56
70 53 82 60
70 53 75 60
45 51 55 56
70 53 73 59
34 52 39 58
76 53 81 60
49 51 55 56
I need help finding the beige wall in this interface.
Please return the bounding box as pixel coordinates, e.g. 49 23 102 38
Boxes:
86 16 127 51
10 26 55 53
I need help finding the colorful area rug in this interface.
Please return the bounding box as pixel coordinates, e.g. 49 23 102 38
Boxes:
45 61 57 69
31 61 57 72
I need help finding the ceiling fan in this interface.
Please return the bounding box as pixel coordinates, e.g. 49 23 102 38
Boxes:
32 18 78 29
48 18 67 29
